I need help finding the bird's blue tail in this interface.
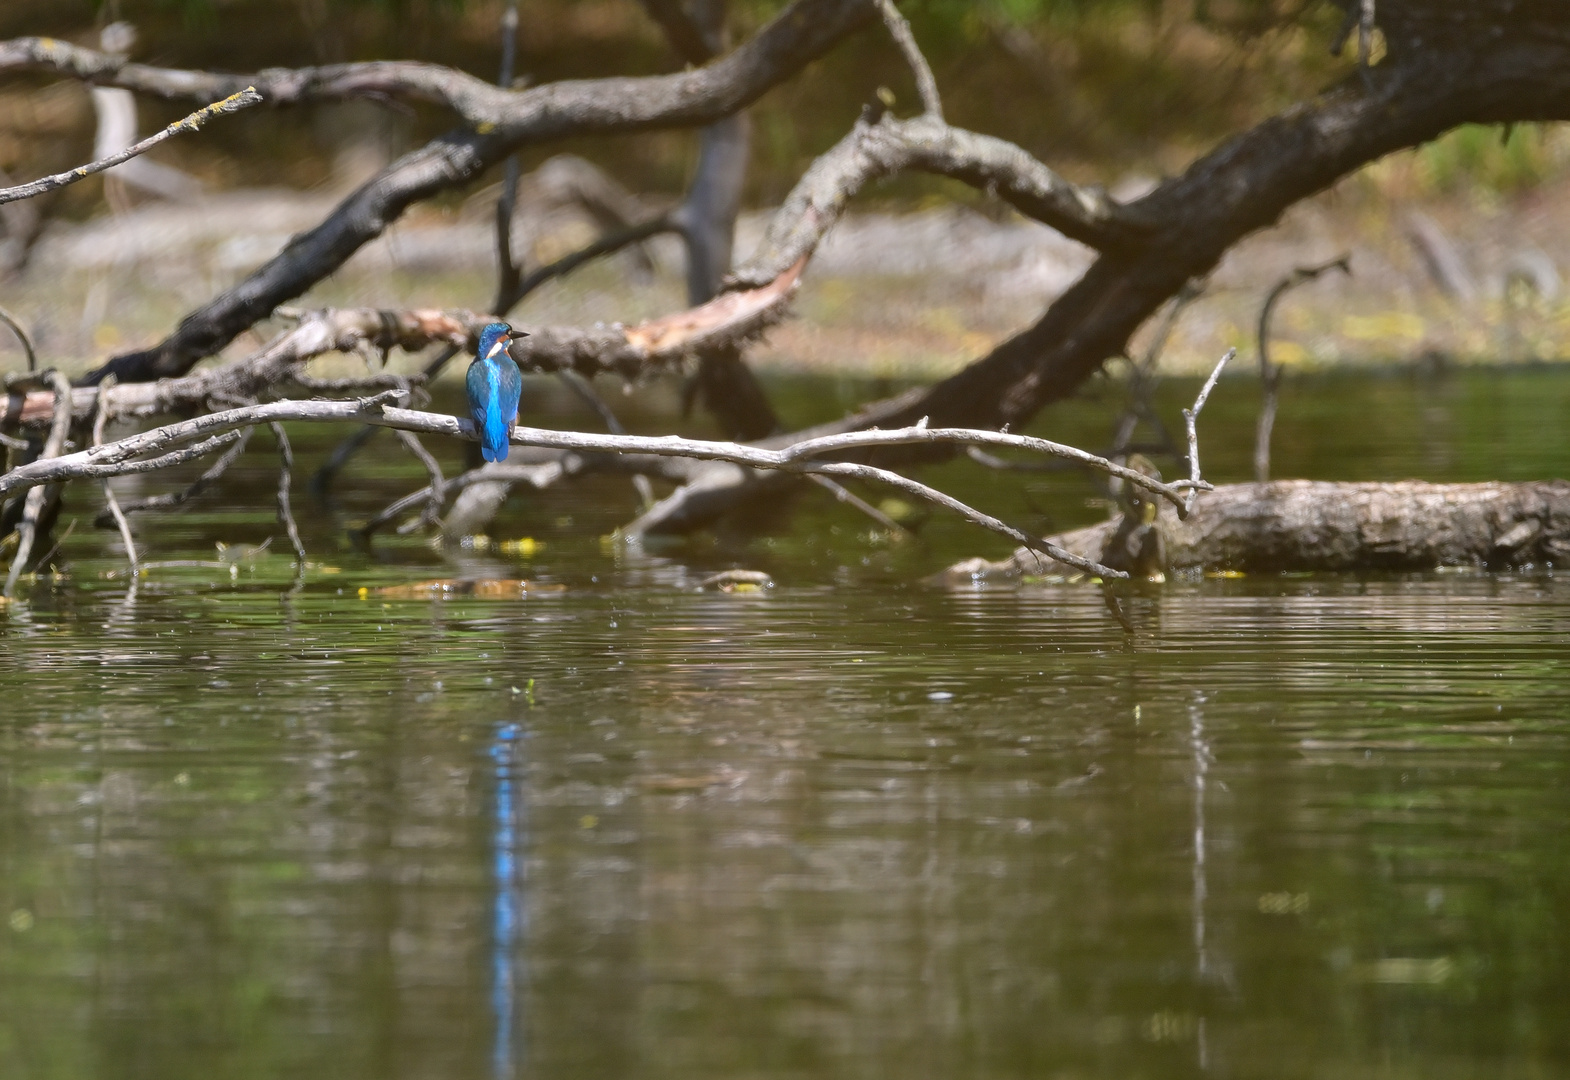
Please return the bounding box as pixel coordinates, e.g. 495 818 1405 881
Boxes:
480 415 510 462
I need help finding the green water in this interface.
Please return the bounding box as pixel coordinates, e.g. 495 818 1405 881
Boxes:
3 365 1570 1079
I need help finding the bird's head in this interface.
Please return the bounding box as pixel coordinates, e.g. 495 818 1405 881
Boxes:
477 321 528 361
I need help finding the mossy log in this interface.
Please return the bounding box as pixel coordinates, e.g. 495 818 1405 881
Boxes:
941 480 1570 583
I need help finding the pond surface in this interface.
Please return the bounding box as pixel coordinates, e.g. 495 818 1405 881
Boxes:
3 364 1570 1079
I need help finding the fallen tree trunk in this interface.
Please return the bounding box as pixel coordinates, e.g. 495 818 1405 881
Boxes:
939 480 1570 583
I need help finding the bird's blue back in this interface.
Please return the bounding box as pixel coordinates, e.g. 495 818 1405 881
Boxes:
467 323 523 462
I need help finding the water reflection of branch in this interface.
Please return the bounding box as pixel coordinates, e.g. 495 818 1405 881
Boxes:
93 375 138 577
3 369 70 597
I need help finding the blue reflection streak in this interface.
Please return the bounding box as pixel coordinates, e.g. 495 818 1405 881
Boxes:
490 723 525 1079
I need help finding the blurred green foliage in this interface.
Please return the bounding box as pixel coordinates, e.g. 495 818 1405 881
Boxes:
1418 124 1570 196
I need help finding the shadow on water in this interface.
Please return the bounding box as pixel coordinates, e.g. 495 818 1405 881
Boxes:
2 365 1570 1079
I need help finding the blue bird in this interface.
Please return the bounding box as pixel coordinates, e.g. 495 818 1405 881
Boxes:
466 321 527 462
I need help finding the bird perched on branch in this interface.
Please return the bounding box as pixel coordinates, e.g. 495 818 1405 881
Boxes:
466 321 528 462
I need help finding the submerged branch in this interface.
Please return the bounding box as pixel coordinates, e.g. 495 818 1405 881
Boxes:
3 370 71 597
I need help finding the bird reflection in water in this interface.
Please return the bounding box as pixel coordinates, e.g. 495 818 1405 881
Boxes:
490 723 526 1078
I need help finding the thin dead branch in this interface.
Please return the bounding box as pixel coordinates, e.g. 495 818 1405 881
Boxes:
1255 255 1350 482
268 423 307 566
1111 279 1204 462
1183 350 1234 515
872 0 943 119
0 305 37 374
4 370 72 597
0 88 260 206
393 429 448 530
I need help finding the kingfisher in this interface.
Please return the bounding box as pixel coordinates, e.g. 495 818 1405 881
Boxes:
466 321 527 462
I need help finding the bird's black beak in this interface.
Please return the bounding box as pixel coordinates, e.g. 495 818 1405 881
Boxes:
506 328 530 339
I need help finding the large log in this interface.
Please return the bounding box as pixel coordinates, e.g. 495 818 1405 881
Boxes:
940 480 1570 582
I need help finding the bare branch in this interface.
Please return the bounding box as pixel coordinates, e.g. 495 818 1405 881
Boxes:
0 88 260 207
93 379 137 575
1183 350 1234 515
8 269 800 431
1255 255 1350 482
732 115 1137 288
804 472 908 532
4 370 72 597
359 459 565 540
872 0 942 119
0 305 37 374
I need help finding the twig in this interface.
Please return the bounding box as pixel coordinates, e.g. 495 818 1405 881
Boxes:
1254 255 1350 482
872 0 942 120
268 422 306 566
555 369 657 508
1183 349 1235 515
0 87 261 207
0 305 37 373
93 378 137 575
503 215 678 314
4 369 72 596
